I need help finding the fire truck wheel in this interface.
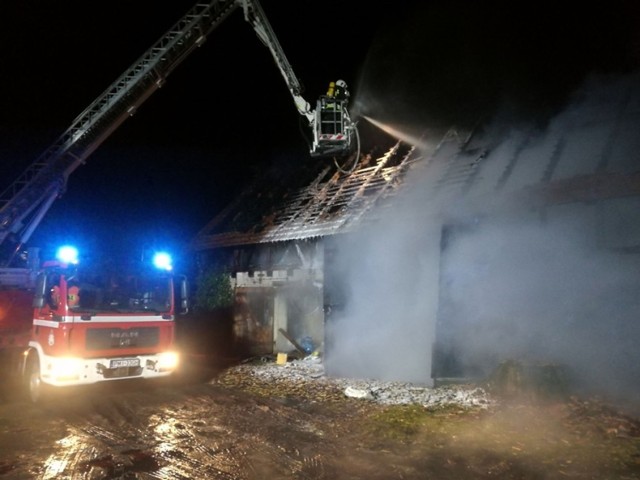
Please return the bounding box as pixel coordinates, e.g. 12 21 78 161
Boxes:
25 356 48 404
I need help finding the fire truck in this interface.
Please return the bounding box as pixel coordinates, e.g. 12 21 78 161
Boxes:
0 0 356 402
0 246 188 402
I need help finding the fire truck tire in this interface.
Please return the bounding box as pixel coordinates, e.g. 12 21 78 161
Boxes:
25 355 49 404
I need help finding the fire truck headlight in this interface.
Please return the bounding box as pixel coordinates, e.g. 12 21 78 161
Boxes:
157 351 179 371
48 357 82 381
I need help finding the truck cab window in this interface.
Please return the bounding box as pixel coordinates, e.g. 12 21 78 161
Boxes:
47 274 61 309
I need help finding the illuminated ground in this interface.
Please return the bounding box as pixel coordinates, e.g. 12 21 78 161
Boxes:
0 325 639 479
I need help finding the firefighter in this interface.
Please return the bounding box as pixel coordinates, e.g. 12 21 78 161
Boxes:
67 283 80 308
326 81 336 97
334 79 350 102
49 285 61 309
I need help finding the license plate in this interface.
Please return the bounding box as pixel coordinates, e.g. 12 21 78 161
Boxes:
109 358 140 369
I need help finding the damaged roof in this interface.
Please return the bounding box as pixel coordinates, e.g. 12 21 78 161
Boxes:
191 71 640 251
420 72 640 211
191 141 421 250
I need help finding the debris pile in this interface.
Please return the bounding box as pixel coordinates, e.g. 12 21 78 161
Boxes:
565 396 640 438
213 355 495 409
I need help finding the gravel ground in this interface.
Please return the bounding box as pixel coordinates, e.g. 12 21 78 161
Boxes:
214 354 495 409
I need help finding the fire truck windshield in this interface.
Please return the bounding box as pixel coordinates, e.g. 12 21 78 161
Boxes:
67 272 172 314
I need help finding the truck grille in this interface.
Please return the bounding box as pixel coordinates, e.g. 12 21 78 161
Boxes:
103 366 143 378
86 327 160 350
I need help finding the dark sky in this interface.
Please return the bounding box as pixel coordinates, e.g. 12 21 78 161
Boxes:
0 0 638 265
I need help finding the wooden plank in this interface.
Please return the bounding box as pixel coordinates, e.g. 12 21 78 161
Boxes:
278 328 307 355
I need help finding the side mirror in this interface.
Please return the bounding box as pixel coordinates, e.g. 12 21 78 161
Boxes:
32 272 47 309
178 275 189 315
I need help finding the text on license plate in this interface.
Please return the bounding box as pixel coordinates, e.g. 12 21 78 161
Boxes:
110 358 140 369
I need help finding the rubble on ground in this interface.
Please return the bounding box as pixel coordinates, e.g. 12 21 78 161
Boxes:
212 355 495 409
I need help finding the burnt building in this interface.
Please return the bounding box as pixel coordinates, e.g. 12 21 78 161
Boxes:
190 138 418 356
191 71 640 397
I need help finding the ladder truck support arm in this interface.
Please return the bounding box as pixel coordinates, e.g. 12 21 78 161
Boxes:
238 0 314 123
237 0 358 158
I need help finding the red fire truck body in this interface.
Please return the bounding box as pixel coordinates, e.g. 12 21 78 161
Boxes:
0 251 187 402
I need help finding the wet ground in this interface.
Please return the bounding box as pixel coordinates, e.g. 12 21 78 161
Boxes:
0 318 639 479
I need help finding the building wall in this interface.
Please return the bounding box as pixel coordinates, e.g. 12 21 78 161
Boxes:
229 240 325 356
433 199 640 398
323 222 443 385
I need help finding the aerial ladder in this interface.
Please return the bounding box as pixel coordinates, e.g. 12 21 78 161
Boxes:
0 0 358 267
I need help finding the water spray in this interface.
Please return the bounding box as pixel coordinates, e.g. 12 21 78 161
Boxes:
363 116 428 150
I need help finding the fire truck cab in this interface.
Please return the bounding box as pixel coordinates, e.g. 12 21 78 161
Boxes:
1 245 188 403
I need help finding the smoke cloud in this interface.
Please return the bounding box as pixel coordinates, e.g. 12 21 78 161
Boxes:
324 217 441 384
325 70 640 412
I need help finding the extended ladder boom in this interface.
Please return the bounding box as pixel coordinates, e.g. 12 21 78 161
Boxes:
0 0 240 264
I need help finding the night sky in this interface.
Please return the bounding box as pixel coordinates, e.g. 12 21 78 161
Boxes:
0 0 638 266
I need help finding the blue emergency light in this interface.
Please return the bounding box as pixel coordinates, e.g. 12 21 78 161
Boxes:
56 245 79 264
152 252 173 271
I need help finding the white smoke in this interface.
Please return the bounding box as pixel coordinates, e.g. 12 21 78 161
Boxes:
325 71 640 408
324 214 441 384
440 216 640 394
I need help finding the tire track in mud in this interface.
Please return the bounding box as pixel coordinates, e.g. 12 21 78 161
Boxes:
16 382 335 479
34 392 162 479
142 391 335 479
1 353 363 479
